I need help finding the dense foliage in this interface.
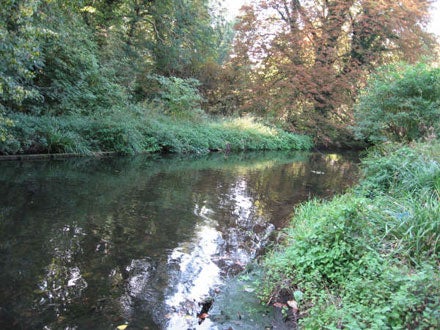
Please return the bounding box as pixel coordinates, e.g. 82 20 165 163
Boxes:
354 62 440 143
0 0 438 153
0 0 232 115
228 0 437 146
2 0 307 155
259 142 440 328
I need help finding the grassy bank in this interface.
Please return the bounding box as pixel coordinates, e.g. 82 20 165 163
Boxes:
0 110 312 156
259 142 440 328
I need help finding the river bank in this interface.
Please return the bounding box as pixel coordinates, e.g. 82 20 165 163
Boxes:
256 141 440 329
0 111 312 156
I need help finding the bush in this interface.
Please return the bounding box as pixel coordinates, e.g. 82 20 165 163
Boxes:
353 62 440 143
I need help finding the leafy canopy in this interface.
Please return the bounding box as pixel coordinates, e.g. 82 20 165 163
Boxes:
229 0 436 145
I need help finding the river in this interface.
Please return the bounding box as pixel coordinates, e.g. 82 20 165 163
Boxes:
0 151 359 329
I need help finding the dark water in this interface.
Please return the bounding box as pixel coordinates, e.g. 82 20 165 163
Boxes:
0 151 359 329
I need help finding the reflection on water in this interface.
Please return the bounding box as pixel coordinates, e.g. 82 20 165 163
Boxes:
0 151 359 329
166 208 223 329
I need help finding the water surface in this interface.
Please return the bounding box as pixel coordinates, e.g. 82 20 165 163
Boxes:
0 151 359 329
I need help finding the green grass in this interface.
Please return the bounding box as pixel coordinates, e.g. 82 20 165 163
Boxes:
0 108 312 155
259 141 440 329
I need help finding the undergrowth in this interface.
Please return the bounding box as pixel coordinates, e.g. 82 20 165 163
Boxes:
259 142 440 329
0 108 312 155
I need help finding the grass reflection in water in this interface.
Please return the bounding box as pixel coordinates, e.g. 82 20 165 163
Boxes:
0 151 359 329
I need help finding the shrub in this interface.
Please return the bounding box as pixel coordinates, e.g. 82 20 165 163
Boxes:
353 62 440 143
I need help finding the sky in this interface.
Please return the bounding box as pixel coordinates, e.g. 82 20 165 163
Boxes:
428 1 440 36
223 0 440 37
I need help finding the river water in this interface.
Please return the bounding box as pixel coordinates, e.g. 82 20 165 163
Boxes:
0 151 359 329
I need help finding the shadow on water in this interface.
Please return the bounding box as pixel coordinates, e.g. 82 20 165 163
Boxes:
0 151 360 329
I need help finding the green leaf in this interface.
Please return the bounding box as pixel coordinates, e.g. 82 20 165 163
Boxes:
293 290 303 302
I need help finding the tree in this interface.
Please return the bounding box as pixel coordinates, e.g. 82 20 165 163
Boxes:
231 0 437 145
85 0 227 103
0 0 44 112
1 0 228 114
146 0 225 80
34 1 127 115
0 0 127 115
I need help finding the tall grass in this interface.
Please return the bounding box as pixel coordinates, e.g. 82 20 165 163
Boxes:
358 143 440 264
259 141 440 329
0 109 312 155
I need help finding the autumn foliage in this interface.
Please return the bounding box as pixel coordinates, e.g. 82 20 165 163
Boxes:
230 0 436 146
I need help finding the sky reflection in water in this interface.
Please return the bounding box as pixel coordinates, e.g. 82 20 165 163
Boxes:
0 151 359 329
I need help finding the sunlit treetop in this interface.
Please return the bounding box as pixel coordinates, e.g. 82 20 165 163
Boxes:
228 0 437 145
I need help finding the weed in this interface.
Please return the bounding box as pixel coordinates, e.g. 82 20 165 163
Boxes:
259 142 440 328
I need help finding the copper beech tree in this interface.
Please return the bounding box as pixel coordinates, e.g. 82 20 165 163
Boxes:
230 0 436 145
